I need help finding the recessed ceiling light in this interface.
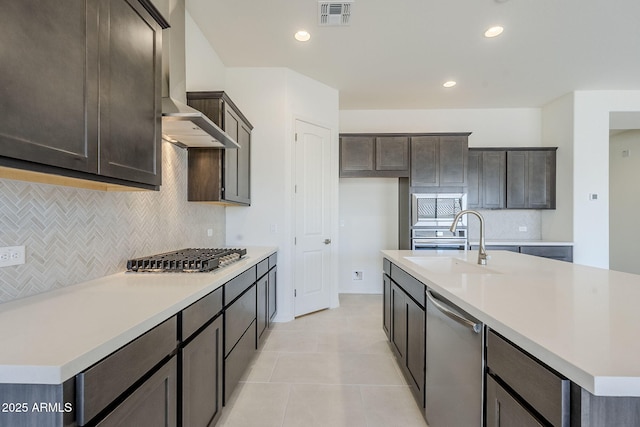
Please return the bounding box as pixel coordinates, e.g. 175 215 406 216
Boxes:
294 30 311 42
484 26 504 38
443 81 457 88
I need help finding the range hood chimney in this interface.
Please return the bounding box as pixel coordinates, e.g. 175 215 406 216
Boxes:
161 0 239 149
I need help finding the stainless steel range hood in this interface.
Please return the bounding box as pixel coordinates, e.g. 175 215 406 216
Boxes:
160 0 239 149
161 97 239 148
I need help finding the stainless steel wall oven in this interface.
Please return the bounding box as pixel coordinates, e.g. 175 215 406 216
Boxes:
411 193 468 250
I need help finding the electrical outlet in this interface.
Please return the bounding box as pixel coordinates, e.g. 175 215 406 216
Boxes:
518 226 527 232
352 271 363 281
0 246 26 268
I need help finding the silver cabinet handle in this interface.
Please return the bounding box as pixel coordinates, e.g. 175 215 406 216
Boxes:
323 239 332 244
426 290 482 334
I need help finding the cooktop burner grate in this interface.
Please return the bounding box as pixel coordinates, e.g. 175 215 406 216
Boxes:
126 248 247 272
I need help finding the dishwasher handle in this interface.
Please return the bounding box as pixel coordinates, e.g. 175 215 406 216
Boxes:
426 290 482 334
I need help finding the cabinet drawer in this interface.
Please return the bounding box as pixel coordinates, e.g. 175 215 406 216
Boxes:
225 267 257 305
390 264 425 307
181 287 223 341
224 320 256 404
225 284 257 356
257 258 269 279
76 316 177 425
486 330 569 426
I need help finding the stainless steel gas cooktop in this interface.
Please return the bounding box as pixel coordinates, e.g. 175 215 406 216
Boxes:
126 248 247 273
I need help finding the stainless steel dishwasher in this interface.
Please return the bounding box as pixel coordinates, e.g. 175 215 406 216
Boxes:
425 289 484 426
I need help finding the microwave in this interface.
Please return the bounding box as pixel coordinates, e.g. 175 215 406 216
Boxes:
411 193 467 228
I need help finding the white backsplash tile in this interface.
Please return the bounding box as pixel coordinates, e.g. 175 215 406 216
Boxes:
0 142 225 303
467 209 541 241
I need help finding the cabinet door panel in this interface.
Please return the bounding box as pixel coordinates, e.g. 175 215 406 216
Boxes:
410 136 439 186
98 0 161 186
340 136 375 174
376 137 409 172
182 316 223 427
383 274 391 340
506 151 528 208
467 151 482 208
486 375 544 427
483 151 506 209
439 136 467 186
268 267 277 322
257 274 268 345
391 283 406 361
406 297 425 407
0 0 98 173
527 151 555 209
97 357 177 427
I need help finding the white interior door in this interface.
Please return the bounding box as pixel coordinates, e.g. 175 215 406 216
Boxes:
294 119 332 317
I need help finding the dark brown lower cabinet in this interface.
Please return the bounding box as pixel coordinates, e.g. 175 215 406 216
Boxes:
97 357 177 427
181 315 223 427
486 375 544 427
268 266 277 323
391 282 406 362
256 272 268 347
382 273 391 339
389 271 425 408
224 283 257 404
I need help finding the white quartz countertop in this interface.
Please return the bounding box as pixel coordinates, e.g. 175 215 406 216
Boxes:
382 249 640 397
0 246 276 385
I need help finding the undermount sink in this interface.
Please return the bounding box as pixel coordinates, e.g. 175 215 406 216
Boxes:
403 256 501 275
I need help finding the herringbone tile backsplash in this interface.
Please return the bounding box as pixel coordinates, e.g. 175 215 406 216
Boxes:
0 142 225 303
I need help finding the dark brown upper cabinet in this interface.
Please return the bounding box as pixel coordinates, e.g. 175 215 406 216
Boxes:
339 135 410 178
187 92 252 205
0 0 166 190
467 149 506 209
410 134 469 188
506 148 556 209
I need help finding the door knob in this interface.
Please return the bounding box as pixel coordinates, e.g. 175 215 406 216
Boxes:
324 239 332 245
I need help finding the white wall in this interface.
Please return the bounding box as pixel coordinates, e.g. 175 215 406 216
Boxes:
570 91 640 267
185 12 226 89
541 93 574 242
339 178 398 293
185 15 340 320
339 108 543 293
609 130 640 273
223 68 340 320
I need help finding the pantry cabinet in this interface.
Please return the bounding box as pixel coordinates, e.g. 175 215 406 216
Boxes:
0 0 165 190
187 91 253 205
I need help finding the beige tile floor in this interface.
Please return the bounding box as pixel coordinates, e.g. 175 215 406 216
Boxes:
218 294 428 427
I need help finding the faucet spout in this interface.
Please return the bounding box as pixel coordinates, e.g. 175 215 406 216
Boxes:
450 210 487 265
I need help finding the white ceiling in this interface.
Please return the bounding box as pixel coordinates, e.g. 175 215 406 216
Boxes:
186 0 640 110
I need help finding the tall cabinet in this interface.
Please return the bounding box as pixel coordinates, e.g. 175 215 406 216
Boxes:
187 92 252 205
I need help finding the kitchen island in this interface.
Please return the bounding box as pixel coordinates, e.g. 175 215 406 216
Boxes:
383 249 640 426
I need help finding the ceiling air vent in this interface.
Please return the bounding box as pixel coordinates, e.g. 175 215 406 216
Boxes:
318 1 353 26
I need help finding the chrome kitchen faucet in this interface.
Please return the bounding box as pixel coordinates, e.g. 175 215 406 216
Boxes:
450 210 488 265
